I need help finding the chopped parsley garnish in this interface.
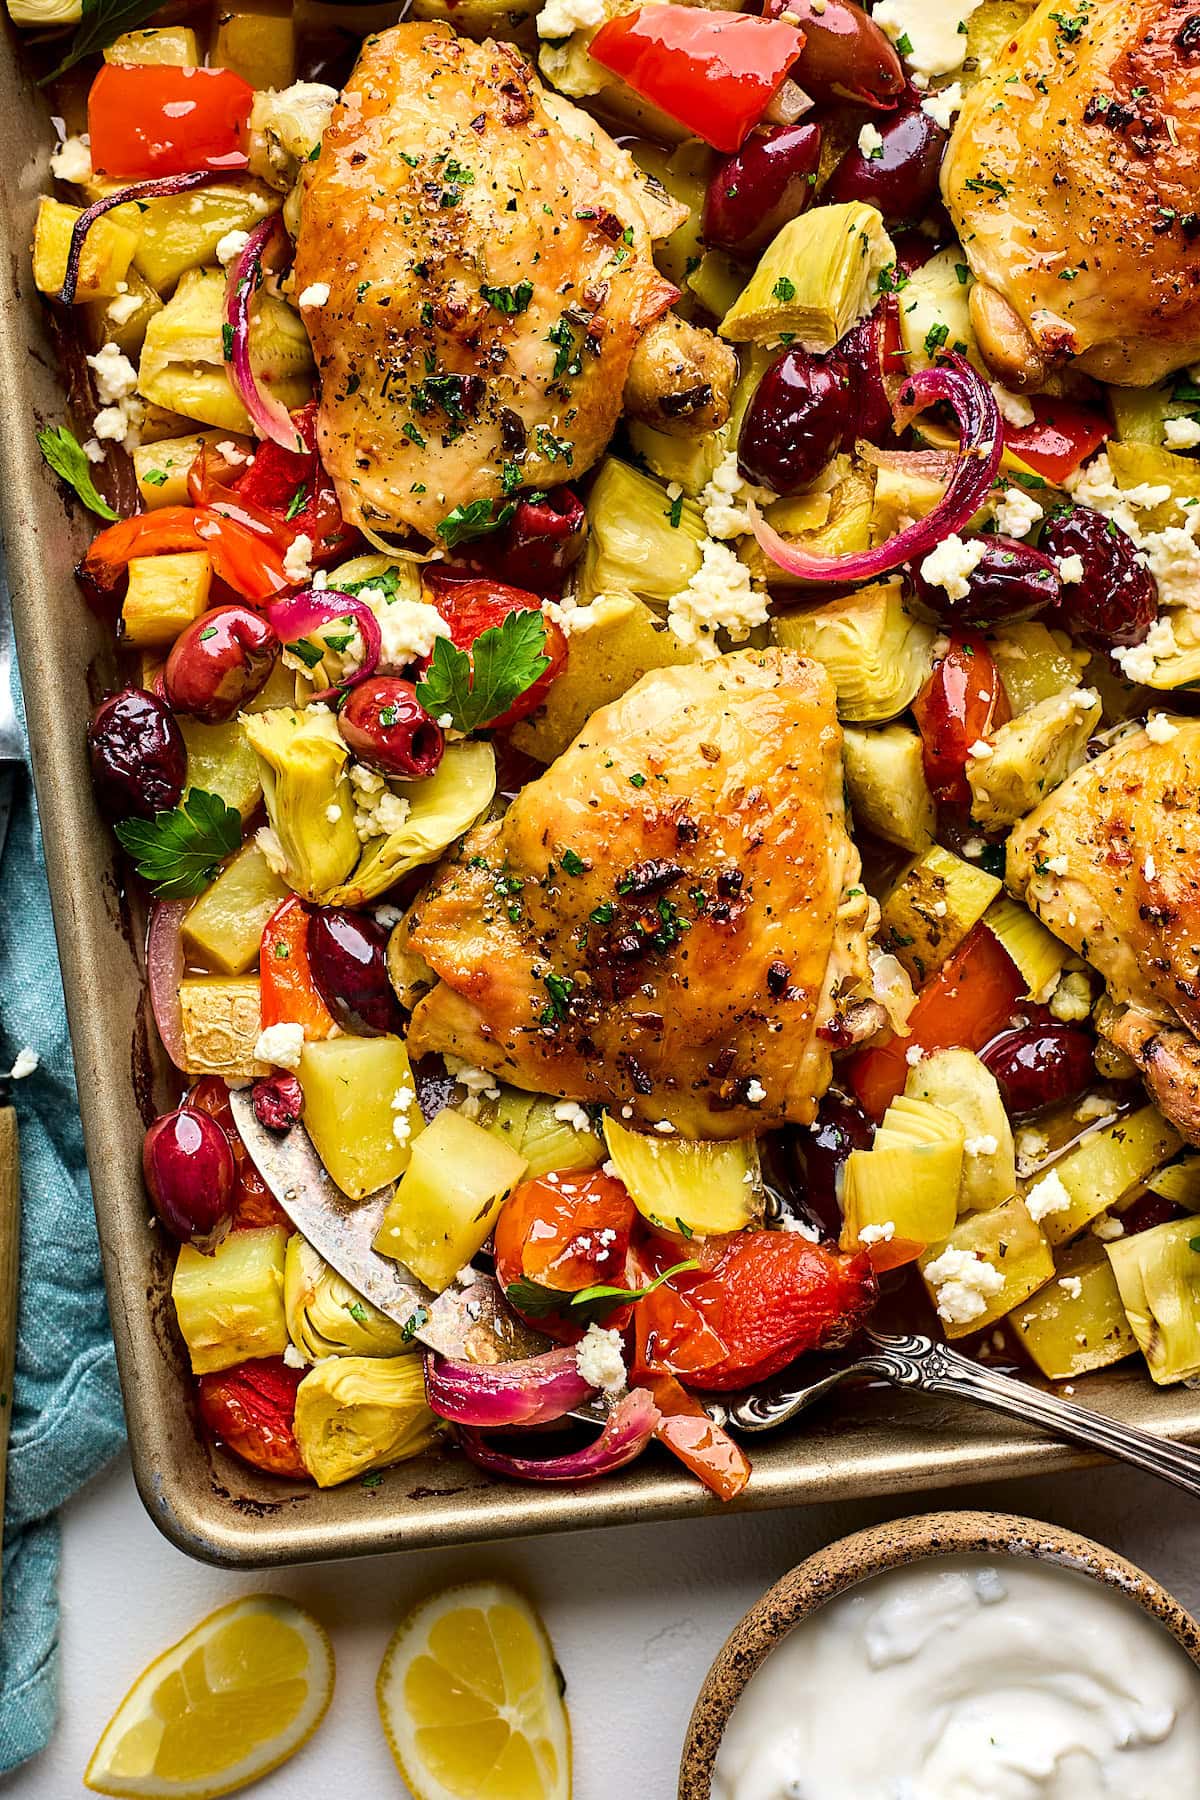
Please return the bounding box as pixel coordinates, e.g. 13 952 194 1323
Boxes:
285 484 308 521
434 496 517 548
506 1260 699 1330
772 275 797 303
561 848 586 877
481 280 534 315
540 970 575 1024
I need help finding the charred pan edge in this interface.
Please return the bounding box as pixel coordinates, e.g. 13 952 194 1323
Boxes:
4 31 1200 1569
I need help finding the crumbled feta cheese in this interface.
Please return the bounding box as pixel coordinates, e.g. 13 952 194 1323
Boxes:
993 487 1043 540
923 1246 1004 1325
967 738 993 759
216 228 251 267
255 825 289 877
1049 970 1091 1024
1145 854 1157 882
1092 1215 1125 1241
445 1059 501 1116
390 1083 416 1144
1074 1093 1116 1124
254 1022 305 1069
298 281 331 308
745 1079 767 1104
858 121 885 159
283 534 314 585
1057 554 1086 585
919 532 987 600
991 383 1035 428
82 437 105 464
575 1323 627 1395
1058 1276 1083 1300
554 1100 593 1133
699 451 773 541
780 1213 820 1240
50 134 92 184
920 81 963 131
668 538 769 657
215 440 251 466
8 1046 39 1080
858 1221 896 1245
963 1134 999 1158
537 0 606 36
872 0 984 76
1015 1126 1048 1175
93 401 143 449
375 904 404 929
282 1342 309 1369
1146 711 1180 743
1165 416 1200 451
654 1119 676 1134
1025 1168 1072 1222
905 1045 924 1066
87 342 139 405
350 762 411 842
357 585 451 669
1113 615 1179 685
105 292 142 328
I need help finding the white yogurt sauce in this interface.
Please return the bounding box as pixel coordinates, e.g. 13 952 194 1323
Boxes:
713 1555 1200 1800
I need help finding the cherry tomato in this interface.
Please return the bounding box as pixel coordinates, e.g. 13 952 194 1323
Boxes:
259 896 338 1039
232 402 358 566
196 1357 309 1479
912 632 1011 808
426 578 568 727
849 924 1026 1119
185 1076 292 1232
89 64 254 179
494 1171 637 1342
1004 396 1109 486
589 6 804 152
636 1229 875 1391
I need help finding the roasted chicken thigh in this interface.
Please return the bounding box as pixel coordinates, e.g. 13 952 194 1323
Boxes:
293 22 713 542
944 0 1200 386
406 649 875 1138
1009 719 1200 1141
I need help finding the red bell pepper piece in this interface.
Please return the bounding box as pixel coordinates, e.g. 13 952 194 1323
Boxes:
232 402 359 567
1003 396 1109 486
912 632 1011 809
88 64 254 179
259 897 338 1039
588 7 805 153
81 504 290 603
637 1367 751 1502
849 923 1026 1120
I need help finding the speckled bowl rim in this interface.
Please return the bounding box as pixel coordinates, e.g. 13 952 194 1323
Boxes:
678 1508 1200 1798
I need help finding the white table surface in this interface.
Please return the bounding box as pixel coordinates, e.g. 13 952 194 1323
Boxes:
5 1451 1200 1797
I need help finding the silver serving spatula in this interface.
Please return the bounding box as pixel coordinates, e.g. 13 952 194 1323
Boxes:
229 1090 548 1365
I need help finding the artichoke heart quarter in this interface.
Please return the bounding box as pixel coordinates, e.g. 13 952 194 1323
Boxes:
293 1355 441 1487
284 1234 416 1362
241 705 360 900
319 739 496 907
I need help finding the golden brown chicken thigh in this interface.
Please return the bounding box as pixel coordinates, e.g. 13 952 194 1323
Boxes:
293 22 693 542
405 649 875 1139
944 0 1200 386
1009 719 1200 1140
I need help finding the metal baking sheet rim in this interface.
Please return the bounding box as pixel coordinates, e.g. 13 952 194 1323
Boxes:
3 25 1199 1569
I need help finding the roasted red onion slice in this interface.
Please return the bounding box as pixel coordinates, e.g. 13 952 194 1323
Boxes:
224 214 305 453
426 1346 597 1428
750 353 1002 585
456 1387 661 1484
264 588 382 701
147 900 190 1070
59 171 221 305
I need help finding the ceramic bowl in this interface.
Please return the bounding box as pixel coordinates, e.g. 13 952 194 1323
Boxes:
678 1507 1200 1798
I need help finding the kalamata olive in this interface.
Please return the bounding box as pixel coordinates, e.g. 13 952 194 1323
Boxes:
307 907 402 1036
911 534 1062 629
737 347 853 493
763 0 905 109
492 488 587 592
980 1024 1096 1118
823 100 948 227
143 1106 235 1250
88 688 186 822
836 307 895 447
164 605 279 722
252 1072 304 1132
337 676 445 779
761 1092 872 1239
702 122 822 255
1040 504 1158 651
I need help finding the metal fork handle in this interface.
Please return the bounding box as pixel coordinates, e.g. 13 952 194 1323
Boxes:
852 1330 1200 1498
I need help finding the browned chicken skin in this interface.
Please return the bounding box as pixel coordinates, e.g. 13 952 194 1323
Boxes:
944 0 1200 385
405 649 874 1138
1009 719 1200 1142
294 22 691 542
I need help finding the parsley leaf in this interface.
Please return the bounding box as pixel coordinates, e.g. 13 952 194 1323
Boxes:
416 608 549 732
114 789 242 898
36 425 117 521
506 1261 699 1330
435 496 517 548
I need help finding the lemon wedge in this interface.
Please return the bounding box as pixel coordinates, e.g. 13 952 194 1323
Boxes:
85 1594 334 1799
377 1581 571 1800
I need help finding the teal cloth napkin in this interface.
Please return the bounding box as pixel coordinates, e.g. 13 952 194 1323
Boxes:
0 661 126 1775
